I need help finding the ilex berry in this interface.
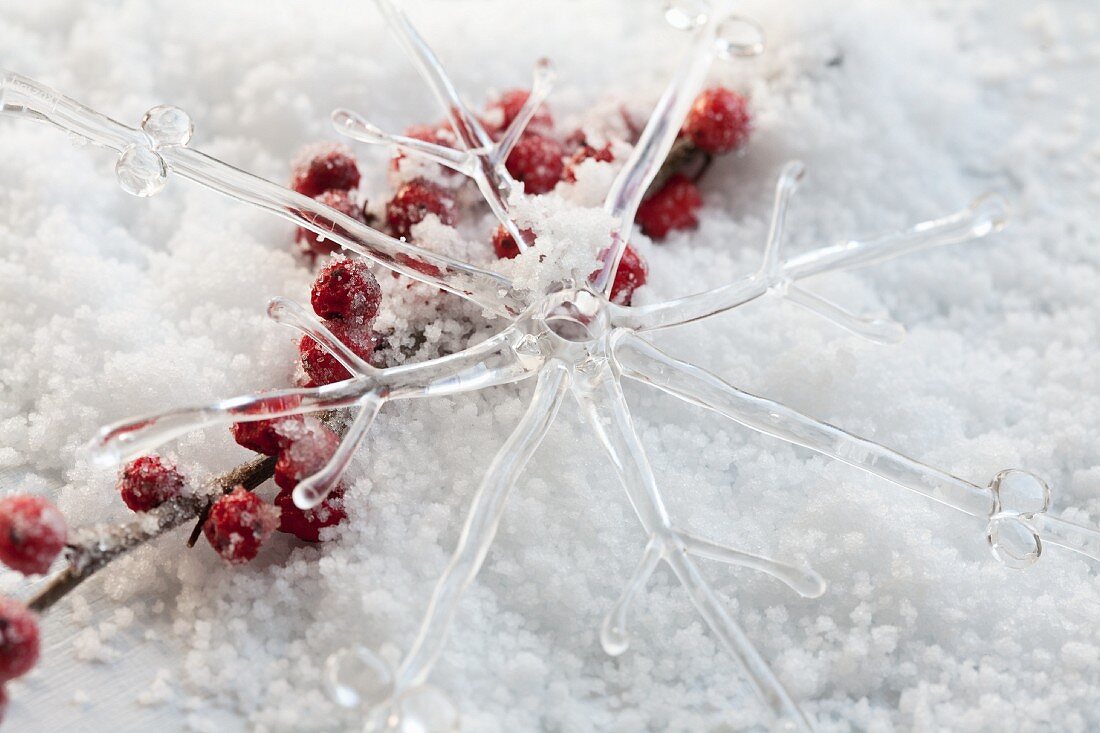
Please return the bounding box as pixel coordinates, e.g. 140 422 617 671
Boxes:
118 455 185 512
594 245 648 307
298 322 377 387
636 174 703 240
385 179 457 240
274 419 341 493
505 133 565 195
274 488 347 543
290 142 361 197
203 487 279 565
297 189 365 258
563 142 614 183
230 394 305 457
682 87 751 154
311 258 382 323
491 225 534 260
0 597 39 683
0 495 67 576
484 88 553 136
392 123 458 177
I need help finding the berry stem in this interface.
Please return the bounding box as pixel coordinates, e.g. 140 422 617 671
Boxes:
26 455 276 614
646 137 708 197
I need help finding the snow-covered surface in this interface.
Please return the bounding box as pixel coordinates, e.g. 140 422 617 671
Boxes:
2 0 1099 730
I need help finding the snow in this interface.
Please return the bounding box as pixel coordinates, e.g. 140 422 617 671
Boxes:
2 0 1100 731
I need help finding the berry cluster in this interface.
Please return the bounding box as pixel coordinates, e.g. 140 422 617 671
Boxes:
0 494 65 714
290 84 750 307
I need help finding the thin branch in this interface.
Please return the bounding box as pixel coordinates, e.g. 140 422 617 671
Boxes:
27 455 276 614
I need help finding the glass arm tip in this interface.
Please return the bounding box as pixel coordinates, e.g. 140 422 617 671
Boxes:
967 192 1010 237
333 108 475 176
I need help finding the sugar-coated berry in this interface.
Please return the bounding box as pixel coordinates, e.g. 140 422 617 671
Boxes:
563 142 614 183
297 189 364 258
490 225 534 260
117 455 185 512
311 258 382 323
230 394 305 457
392 123 457 176
484 89 553 136
298 322 377 387
635 174 703 240
290 142 361 197
0 495 67 576
203 487 279 565
682 87 751 154
274 419 341 493
274 488 347 543
0 597 39 682
385 179 457 240
591 245 648 306
505 133 565 195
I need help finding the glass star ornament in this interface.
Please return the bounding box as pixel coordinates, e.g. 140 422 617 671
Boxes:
3 1 1099 731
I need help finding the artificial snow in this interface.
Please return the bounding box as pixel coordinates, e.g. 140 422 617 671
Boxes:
1 0 1099 731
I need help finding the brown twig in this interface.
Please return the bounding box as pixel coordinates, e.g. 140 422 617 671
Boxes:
27 455 276 614
646 137 709 198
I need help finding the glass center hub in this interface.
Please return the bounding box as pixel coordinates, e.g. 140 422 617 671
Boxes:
537 287 610 343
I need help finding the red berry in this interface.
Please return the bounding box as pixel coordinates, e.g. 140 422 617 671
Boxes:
505 133 565 195
484 89 553 136
298 322 377 387
203 487 279 564
117 455 185 512
311 258 382 323
0 597 39 682
0 495 67 576
274 419 341 493
682 87 751 154
591 245 648 306
563 142 614 183
297 189 364 258
274 488 347 542
392 123 457 176
385 179 457 240
290 142 360 197
636 174 703 240
491 225 534 260
230 394 304 457
0 685 7 724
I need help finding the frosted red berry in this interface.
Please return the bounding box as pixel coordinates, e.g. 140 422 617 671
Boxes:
118 455 185 512
274 419 342 493
290 143 360 197
311 258 382 323
636 174 703 240
0 597 39 682
590 245 648 306
491 225 534 260
485 89 553 136
274 488 347 543
563 142 614 183
392 123 457 175
297 189 364 258
385 179 457 240
683 87 751 154
0 495 67 576
230 394 304 457
298 322 377 387
203 487 279 564
505 133 565 195
503 132 563 192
